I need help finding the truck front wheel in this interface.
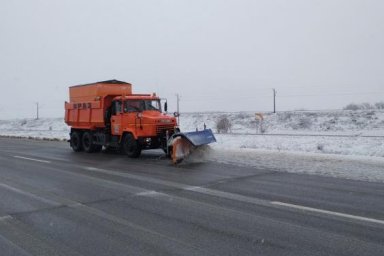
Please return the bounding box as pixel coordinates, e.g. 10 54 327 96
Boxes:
122 134 141 158
70 131 83 152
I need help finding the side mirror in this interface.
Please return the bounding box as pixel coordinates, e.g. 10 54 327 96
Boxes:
164 101 168 112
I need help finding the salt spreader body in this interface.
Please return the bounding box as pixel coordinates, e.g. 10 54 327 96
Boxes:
64 80 216 163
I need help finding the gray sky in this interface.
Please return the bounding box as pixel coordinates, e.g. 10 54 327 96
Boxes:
0 0 383 119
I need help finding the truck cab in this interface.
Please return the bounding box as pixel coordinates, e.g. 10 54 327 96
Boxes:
109 95 177 152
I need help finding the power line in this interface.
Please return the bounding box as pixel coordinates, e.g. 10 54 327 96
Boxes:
181 90 384 101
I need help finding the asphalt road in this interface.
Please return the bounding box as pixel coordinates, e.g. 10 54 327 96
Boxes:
0 137 383 256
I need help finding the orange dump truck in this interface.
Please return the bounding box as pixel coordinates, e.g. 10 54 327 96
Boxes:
64 80 216 162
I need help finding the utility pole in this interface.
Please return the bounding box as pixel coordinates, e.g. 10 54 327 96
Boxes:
273 89 277 113
35 102 39 120
176 94 181 124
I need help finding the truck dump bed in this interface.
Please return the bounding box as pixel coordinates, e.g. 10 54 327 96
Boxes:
65 80 132 129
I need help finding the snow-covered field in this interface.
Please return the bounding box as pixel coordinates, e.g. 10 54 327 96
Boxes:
1 110 383 182
180 110 384 136
0 118 69 140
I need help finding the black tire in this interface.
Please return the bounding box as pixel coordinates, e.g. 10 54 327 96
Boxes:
82 132 95 153
122 133 141 158
70 131 83 152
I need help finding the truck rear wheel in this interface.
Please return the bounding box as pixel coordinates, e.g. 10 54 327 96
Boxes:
82 132 96 153
70 131 83 152
122 133 141 158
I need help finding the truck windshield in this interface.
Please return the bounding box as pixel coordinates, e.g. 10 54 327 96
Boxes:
124 100 161 112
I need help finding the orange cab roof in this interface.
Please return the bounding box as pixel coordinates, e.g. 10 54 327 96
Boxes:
114 95 158 100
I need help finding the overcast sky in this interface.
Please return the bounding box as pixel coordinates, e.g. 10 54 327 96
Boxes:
0 0 383 119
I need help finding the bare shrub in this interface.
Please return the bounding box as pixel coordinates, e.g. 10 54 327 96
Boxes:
216 116 232 133
292 117 312 130
343 103 360 111
361 102 374 110
299 117 312 129
344 102 379 110
278 112 292 122
375 101 384 109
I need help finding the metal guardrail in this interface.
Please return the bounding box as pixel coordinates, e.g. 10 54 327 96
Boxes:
215 132 384 138
1 129 383 139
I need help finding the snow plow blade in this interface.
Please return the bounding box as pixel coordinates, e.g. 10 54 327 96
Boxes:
169 129 216 164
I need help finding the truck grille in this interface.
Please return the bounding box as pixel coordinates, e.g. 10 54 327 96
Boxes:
156 125 175 136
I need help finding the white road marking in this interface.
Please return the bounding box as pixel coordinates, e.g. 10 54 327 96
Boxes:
184 186 271 206
68 203 83 207
183 186 202 191
83 166 187 189
0 215 12 221
135 191 161 197
271 201 384 225
0 183 60 206
13 155 51 164
82 166 384 225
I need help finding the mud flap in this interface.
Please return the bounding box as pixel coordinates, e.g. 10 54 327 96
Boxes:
169 129 216 164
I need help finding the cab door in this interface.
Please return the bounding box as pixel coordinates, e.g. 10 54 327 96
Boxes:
123 100 142 134
111 101 122 135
